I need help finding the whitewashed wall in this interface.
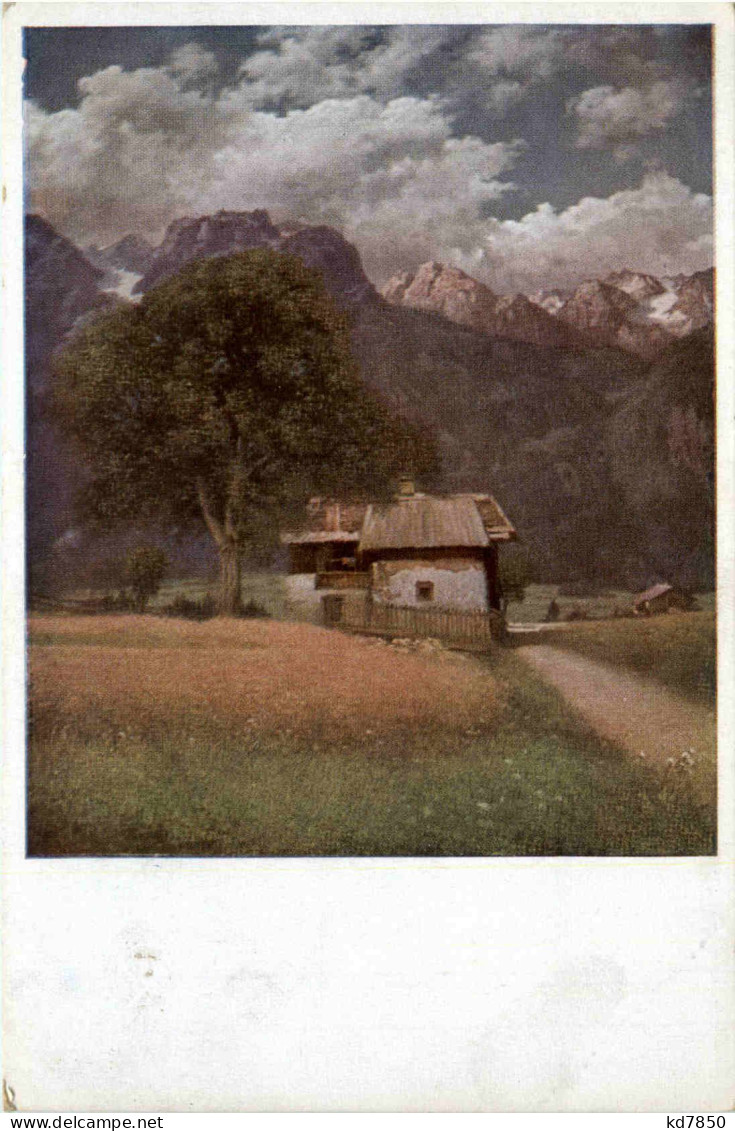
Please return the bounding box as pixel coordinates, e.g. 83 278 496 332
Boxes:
285 574 368 623
371 559 489 610
284 573 319 601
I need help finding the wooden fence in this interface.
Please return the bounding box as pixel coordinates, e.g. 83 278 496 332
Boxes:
322 594 505 648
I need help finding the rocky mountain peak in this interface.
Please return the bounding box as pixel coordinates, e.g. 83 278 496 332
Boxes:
381 255 714 359
380 260 499 331
670 267 714 330
605 269 666 300
138 209 283 291
381 261 582 349
135 210 376 306
91 234 154 275
380 270 415 305
529 289 569 316
559 278 675 359
561 279 640 326
278 225 376 304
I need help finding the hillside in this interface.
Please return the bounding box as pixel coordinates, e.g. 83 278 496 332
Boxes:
25 214 104 392
351 298 651 582
24 210 716 589
605 328 715 587
25 216 108 585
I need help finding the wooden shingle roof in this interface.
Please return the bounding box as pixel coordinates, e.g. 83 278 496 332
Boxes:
634 583 674 606
281 499 368 545
283 492 516 549
360 495 502 552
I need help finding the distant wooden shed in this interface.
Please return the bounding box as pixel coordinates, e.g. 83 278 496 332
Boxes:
633 583 693 616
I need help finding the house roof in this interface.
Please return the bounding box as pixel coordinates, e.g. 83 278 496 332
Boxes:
634 582 674 606
281 499 368 546
469 494 517 541
283 492 516 551
360 496 491 552
281 530 359 545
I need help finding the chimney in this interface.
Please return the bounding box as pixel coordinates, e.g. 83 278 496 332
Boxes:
325 503 341 531
397 475 415 498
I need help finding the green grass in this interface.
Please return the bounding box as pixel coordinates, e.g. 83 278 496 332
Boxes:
506 584 637 623
152 572 289 618
507 584 715 624
28 648 715 858
550 611 716 707
59 576 716 628
63 572 289 618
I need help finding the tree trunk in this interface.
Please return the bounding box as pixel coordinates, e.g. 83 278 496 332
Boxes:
219 541 242 616
197 479 243 618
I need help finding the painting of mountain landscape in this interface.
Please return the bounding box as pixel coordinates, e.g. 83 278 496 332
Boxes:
24 24 716 857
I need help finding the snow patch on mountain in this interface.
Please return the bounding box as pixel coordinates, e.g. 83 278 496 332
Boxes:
101 269 144 302
645 288 689 329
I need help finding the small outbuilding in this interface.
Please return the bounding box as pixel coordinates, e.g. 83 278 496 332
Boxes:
633 583 694 616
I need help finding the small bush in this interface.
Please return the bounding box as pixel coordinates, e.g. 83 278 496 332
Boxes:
162 594 217 620
240 599 270 619
564 605 588 622
126 545 168 613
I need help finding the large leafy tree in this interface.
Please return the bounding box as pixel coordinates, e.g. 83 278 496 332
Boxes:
53 250 436 613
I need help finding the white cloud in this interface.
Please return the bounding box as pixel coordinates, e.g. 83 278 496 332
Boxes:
569 81 685 158
26 56 522 272
26 59 236 240
239 26 558 119
468 26 566 80
203 95 523 282
458 173 713 292
238 26 461 108
167 44 219 82
25 47 712 293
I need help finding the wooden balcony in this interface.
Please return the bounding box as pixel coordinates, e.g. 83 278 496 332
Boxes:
315 570 370 590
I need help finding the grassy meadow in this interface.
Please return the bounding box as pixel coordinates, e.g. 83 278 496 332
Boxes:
506 584 715 624
551 610 716 706
66 572 290 619
28 611 715 857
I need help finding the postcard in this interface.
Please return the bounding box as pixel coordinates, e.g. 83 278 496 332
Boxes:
2 1 733 1112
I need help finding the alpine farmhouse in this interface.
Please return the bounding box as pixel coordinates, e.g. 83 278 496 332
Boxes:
282 478 517 615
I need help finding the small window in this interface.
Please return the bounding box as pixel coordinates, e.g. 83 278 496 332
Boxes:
416 581 434 602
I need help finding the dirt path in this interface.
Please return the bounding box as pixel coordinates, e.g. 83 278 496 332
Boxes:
519 645 716 804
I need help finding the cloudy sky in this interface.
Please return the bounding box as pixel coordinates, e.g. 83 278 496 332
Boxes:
24 24 713 291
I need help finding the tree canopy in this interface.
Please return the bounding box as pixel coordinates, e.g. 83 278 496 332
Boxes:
52 249 436 612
